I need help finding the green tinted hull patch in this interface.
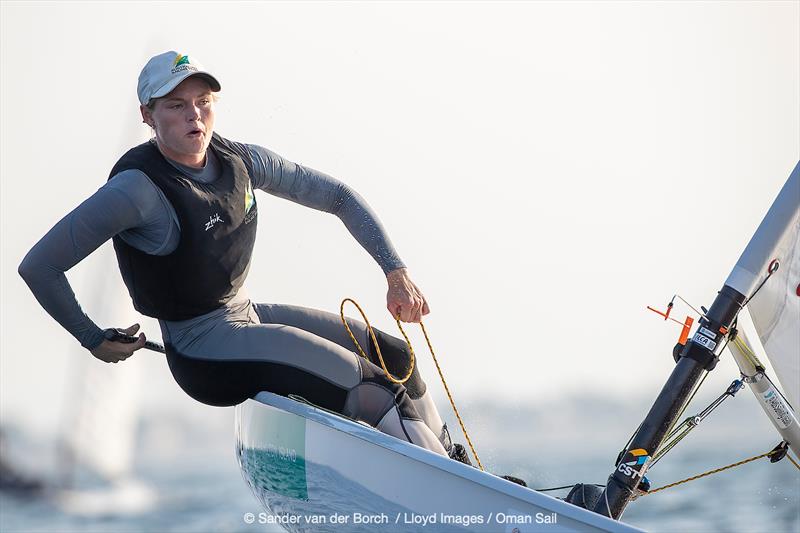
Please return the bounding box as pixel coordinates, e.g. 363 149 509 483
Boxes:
239 408 308 501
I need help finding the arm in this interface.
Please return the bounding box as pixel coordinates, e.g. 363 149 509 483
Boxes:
246 144 429 322
18 170 169 359
246 144 405 273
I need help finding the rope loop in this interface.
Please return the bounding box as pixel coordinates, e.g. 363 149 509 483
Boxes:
340 298 484 471
339 298 414 384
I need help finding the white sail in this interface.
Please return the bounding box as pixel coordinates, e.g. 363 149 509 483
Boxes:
747 211 800 411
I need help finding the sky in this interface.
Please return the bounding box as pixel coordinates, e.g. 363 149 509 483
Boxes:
1 1 798 437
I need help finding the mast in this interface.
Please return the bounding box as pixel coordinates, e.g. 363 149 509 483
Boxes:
592 163 799 519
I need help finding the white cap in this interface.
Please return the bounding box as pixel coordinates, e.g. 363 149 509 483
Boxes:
137 51 221 105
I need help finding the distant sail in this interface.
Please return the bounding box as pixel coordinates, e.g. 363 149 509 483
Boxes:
59 244 142 483
49 119 163 515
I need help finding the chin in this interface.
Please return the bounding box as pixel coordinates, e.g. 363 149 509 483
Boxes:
183 139 206 153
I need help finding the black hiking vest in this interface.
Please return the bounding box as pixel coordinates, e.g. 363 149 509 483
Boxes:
108 133 258 320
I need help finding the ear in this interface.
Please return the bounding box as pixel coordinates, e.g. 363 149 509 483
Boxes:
140 104 154 128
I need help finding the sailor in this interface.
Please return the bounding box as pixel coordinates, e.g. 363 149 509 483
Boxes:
19 51 469 463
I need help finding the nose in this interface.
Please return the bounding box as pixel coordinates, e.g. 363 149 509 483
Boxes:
186 104 201 121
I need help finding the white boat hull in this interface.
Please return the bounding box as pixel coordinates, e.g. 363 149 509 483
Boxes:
235 392 643 532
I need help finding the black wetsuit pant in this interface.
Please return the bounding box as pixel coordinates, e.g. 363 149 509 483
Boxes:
161 296 449 455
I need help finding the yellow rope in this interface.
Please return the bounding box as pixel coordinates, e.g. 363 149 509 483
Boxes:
339 298 484 471
788 451 800 470
340 298 414 384
732 335 763 369
416 319 484 471
634 447 800 499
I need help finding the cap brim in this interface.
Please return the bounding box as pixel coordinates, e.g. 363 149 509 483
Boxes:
150 71 221 100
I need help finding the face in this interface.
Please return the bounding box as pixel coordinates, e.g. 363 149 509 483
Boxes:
140 76 215 168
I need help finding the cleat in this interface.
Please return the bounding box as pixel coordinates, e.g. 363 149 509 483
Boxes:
500 475 527 487
448 443 473 466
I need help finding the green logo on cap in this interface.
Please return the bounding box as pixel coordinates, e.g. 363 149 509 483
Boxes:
173 54 190 67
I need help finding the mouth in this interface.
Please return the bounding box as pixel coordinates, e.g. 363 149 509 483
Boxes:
187 128 204 138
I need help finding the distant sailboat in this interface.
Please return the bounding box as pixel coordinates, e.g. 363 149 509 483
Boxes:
53 243 157 516
0 429 43 495
52 124 158 516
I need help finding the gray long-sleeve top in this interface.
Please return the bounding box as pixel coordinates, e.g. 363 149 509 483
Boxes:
18 142 406 351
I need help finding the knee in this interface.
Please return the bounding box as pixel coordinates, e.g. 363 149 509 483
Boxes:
366 327 427 399
343 359 422 425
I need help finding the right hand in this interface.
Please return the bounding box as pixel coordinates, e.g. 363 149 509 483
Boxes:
90 324 146 363
386 267 430 323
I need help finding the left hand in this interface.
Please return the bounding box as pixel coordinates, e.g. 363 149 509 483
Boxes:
386 268 430 323
92 324 146 363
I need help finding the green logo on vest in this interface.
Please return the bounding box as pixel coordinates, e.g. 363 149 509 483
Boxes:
245 182 255 214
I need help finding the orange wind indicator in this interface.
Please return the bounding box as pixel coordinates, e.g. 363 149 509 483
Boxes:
647 297 696 347
647 301 674 321
646 306 694 335
678 316 694 346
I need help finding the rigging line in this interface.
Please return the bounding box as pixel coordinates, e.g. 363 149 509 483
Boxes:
633 448 784 499
656 316 737 460
664 371 709 439
662 420 693 445
653 379 741 464
662 322 736 443
659 418 693 446
533 484 605 492
717 335 732 360
618 421 643 464
732 336 762 369
788 452 800 471
674 294 705 318
764 373 796 412
729 329 794 410
650 426 692 468
651 392 731 467
727 321 793 411
651 294 728 442
603 486 612 518
741 260 779 309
